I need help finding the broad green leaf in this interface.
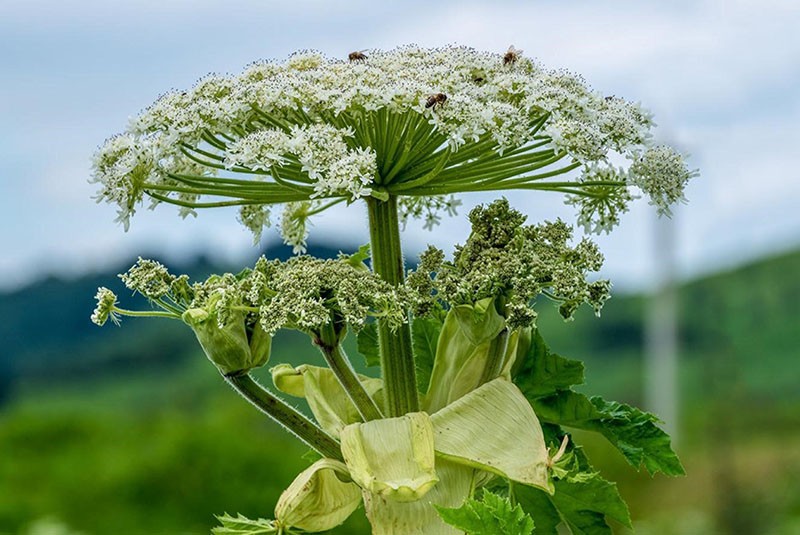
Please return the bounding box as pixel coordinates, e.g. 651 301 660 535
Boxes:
531 390 601 427
412 315 441 393
513 486 561 535
550 473 630 534
212 513 278 534
431 379 550 492
518 332 684 477
363 459 473 535
589 397 686 476
532 390 684 476
275 458 362 532
516 470 631 535
514 328 584 397
356 322 381 367
341 412 438 502
436 490 535 535
272 364 384 438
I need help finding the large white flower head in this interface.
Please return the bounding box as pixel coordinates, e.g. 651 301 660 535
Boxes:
92 45 696 245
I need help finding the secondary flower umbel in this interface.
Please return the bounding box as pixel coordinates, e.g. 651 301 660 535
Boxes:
92 46 695 246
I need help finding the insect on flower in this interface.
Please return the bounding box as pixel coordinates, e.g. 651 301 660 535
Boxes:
425 92 447 109
503 45 523 65
348 50 368 62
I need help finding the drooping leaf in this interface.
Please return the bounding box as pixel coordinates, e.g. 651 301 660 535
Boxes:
412 315 442 393
436 490 535 535
356 322 381 367
274 458 362 532
212 513 278 534
431 379 551 492
514 328 585 397
341 412 439 502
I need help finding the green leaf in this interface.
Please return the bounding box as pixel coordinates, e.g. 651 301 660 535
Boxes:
531 391 684 476
514 329 585 397
452 297 505 346
589 397 686 476
412 315 441 393
517 332 684 477
512 485 561 535
531 390 601 427
356 322 381 367
550 473 630 534
436 490 534 535
343 243 371 268
212 513 278 534
516 469 631 535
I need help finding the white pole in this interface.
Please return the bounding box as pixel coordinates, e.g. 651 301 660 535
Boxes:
644 212 679 443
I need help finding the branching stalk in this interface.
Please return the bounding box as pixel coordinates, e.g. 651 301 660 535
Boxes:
224 372 343 461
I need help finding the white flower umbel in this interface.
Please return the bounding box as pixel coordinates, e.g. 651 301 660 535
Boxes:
92 46 695 245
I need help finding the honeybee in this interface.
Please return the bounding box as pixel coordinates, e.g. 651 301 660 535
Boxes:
425 93 447 109
503 45 523 65
348 50 368 62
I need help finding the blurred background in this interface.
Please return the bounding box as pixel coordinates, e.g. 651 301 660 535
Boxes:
1 1 799 533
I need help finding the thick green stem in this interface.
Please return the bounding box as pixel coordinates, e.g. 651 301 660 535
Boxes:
224 372 343 461
366 195 419 416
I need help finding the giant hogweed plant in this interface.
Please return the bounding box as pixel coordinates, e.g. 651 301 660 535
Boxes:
91 46 693 534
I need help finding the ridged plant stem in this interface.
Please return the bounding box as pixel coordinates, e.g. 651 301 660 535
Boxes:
366 195 419 416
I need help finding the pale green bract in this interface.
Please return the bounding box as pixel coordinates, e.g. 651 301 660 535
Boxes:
91 45 694 245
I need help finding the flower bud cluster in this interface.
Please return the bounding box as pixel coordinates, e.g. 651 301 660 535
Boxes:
407 199 610 326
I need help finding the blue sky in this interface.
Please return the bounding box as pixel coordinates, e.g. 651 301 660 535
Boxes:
1 0 799 291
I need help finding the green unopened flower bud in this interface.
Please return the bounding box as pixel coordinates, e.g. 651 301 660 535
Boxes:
274 458 361 533
341 412 438 503
182 307 271 375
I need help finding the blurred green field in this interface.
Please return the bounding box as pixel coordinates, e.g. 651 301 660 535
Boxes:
1 249 799 534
